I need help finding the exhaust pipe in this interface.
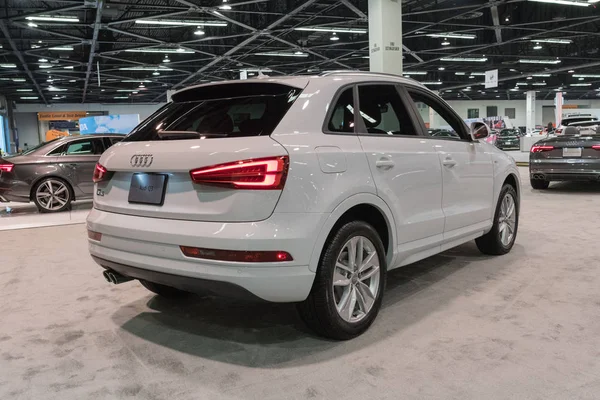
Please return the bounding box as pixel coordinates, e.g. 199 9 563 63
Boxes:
102 269 133 285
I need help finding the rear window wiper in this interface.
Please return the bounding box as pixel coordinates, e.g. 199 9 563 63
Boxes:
157 130 229 140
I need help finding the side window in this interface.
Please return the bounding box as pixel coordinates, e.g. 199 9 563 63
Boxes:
408 91 466 140
47 144 66 155
111 137 123 145
64 139 103 155
327 87 355 133
357 85 419 136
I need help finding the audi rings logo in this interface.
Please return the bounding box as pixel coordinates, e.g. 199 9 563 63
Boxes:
130 154 153 168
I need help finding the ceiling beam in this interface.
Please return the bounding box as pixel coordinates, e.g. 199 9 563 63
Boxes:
489 0 503 44
0 20 47 104
82 0 103 103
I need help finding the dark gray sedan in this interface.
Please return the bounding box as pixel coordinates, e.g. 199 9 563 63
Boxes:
529 127 600 189
0 134 124 212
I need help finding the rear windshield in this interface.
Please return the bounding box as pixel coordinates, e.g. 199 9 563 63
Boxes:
124 84 302 142
562 117 597 126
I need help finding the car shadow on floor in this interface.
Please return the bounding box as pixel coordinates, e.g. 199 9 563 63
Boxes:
113 241 514 368
544 181 600 194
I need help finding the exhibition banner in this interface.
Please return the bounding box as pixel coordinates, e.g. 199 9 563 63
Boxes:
79 114 140 134
38 111 87 121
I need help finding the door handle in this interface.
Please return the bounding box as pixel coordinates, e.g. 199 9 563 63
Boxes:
442 158 457 168
376 158 395 170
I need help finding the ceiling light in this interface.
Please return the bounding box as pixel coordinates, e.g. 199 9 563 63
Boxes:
12 78 26 82
573 74 600 78
579 77 584 80
47 87 67 91
114 96 129 99
427 33 476 39
27 22 38 27
441 57 488 62
294 26 367 34
121 79 153 83
20 96 39 99
49 46 73 51
532 73 551 77
568 70 575 73
135 19 227 27
570 83 592 86
470 72 486 76
219 4 232 9
422 81 443 85
256 51 308 57
330 33 339 41
516 82 529 86
438 67 445 71
39 64 52 69
510 68 517 72
132 91 138 94
455 72 466 75
0 64 16 68
240 68 273 72
518 59 561 64
194 29 205 35
125 48 193 54
527 76 533 80
152 71 160 76
38 58 48 62
64 66 73 69
531 38 572 44
469 75 475 79
532 82 547 86
403 71 427 75
528 0 593 6
533 43 543 50
16 89 32 92
117 89 139 92
119 67 173 71
509 88 519 91
26 15 79 22
69 79 76 82
441 40 450 46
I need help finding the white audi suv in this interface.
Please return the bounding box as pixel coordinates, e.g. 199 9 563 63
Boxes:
87 72 520 340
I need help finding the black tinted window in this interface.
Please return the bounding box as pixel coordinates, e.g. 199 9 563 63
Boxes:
124 85 301 142
64 139 103 155
358 85 418 136
408 90 467 139
327 88 355 133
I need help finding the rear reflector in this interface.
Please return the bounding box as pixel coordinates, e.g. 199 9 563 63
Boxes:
88 230 102 241
0 163 14 172
180 246 293 263
189 156 289 190
531 145 554 153
93 163 111 183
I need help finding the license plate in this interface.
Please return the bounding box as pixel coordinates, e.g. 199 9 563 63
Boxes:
563 148 582 158
128 173 168 205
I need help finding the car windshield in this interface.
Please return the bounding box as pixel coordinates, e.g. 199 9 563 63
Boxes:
499 129 517 136
562 117 597 126
20 138 61 155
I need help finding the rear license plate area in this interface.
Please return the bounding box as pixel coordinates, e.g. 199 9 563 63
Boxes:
563 147 582 158
128 173 168 205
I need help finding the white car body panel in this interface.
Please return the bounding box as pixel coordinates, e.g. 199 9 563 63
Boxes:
88 72 520 302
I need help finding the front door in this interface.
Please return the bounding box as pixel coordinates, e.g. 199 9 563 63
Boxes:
59 138 105 195
355 84 445 259
406 88 494 239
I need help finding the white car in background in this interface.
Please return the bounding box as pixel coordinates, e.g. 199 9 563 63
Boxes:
87 72 521 340
554 114 598 135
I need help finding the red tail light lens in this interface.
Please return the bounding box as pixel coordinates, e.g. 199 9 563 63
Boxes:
555 129 563 135
180 246 293 263
0 163 14 173
87 230 102 241
189 156 289 190
592 145 600 150
531 145 554 153
93 163 109 183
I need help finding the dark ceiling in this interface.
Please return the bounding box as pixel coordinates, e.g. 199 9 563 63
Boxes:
1 0 600 104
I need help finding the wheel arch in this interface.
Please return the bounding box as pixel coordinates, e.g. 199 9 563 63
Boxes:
30 175 76 201
308 193 397 273
503 172 520 202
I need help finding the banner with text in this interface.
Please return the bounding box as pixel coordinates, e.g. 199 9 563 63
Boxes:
79 114 140 135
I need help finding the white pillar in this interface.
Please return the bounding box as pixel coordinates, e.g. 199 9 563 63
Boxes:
526 90 536 133
239 70 248 80
554 92 563 128
368 0 403 75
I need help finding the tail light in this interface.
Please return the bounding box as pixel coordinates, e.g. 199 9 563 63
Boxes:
592 145 600 150
189 156 289 190
180 246 292 263
88 230 102 241
555 129 563 135
0 163 14 173
93 163 111 183
531 145 554 153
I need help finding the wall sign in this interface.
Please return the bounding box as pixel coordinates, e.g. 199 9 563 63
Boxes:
38 111 87 121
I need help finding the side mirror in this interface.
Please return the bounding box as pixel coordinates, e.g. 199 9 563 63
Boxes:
470 122 489 140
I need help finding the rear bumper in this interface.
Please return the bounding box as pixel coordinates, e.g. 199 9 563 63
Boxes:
530 161 600 181
87 208 328 302
0 173 30 203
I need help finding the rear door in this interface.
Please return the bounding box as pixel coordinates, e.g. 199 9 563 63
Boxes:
94 82 304 222
59 138 105 195
405 87 494 239
356 83 445 253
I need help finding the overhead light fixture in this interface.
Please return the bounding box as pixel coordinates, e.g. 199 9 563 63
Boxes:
470 72 486 76
533 43 543 50
256 51 308 57
579 77 585 80
16 89 33 92
39 64 52 69
518 58 561 64
531 38 572 44
69 79 76 82
427 33 476 39
12 78 26 82
0 64 16 68
132 91 138 94
422 81 443 85
570 83 592 86
572 74 600 78
26 15 79 22
49 46 73 51
125 48 193 54
20 96 39 99
194 29 205 35
516 82 529 86
528 0 595 6
152 71 160 76
532 73 551 77
294 26 367 34
454 72 466 75
121 79 153 83
119 66 173 71
527 76 533 80
330 33 339 41
117 89 139 92
38 58 48 62
441 57 488 62
403 71 427 75
47 87 67 91
532 82 547 86
64 66 74 69
219 4 232 10
469 75 475 79
240 68 273 72
135 19 227 27
441 40 450 46
568 69 575 73
27 22 38 27
438 67 445 71
114 96 129 99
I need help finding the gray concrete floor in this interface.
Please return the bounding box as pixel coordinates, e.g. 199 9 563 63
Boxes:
2 167 600 400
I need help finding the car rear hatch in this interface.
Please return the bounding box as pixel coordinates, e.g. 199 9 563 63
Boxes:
94 80 306 222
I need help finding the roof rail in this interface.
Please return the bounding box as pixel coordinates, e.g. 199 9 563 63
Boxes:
319 70 404 79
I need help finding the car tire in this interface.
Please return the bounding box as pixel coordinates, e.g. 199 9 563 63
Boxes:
297 220 387 340
530 179 549 190
476 184 519 256
139 280 191 298
32 177 73 213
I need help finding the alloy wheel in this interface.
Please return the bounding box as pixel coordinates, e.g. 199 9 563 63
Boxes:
333 236 381 323
36 179 70 211
498 193 517 246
